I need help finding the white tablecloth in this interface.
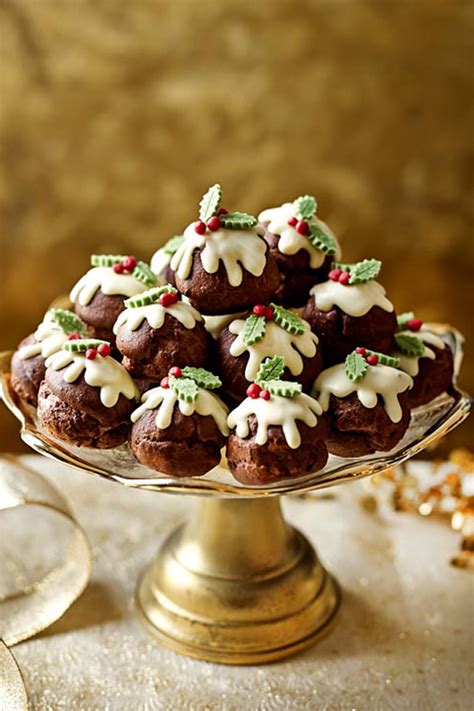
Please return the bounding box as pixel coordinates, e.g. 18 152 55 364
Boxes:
5 455 474 710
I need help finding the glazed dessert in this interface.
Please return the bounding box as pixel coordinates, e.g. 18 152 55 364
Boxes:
171 185 280 314
313 349 413 457
217 303 322 401
150 235 185 286
37 338 139 448
392 313 454 408
70 254 156 344
130 366 229 477
259 195 341 306
11 309 87 406
114 285 210 382
226 357 328 484
303 259 397 364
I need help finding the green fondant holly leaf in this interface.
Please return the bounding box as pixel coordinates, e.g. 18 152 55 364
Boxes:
219 211 258 230
394 333 425 358
133 261 156 287
50 309 87 336
255 356 285 384
345 352 368 382
396 312 415 331
169 375 199 403
271 304 305 336
63 338 109 353
125 285 177 308
181 367 222 390
293 195 317 220
307 224 337 255
265 380 302 398
348 259 381 285
365 350 400 368
243 314 266 346
163 235 185 257
91 254 125 267
199 184 222 222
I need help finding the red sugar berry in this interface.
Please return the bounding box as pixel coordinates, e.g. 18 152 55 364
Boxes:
247 383 262 399
160 376 170 389
122 255 137 272
355 347 367 356
264 306 274 320
207 215 221 231
194 221 207 235
67 332 81 340
85 348 97 360
367 354 379 366
296 220 310 236
287 216 298 227
407 318 423 332
338 271 351 286
113 263 124 274
253 304 266 317
328 268 342 281
97 343 111 357
160 291 179 307
259 389 271 400
217 207 228 215
169 366 182 378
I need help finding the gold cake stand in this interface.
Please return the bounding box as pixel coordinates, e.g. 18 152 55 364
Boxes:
0 324 471 664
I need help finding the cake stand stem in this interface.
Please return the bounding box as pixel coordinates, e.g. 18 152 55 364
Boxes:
136 495 340 664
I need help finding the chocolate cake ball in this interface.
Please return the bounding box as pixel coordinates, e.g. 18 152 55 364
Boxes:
259 196 341 307
392 314 454 408
70 254 156 344
150 235 184 287
10 309 87 406
217 304 323 401
171 184 280 315
114 285 210 382
313 349 413 457
303 259 397 364
37 339 139 448
129 367 229 477
227 366 328 484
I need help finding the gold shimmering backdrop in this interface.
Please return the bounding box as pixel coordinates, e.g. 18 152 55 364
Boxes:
0 0 472 451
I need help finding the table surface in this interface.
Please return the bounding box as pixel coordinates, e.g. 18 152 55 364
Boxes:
5 454 474 711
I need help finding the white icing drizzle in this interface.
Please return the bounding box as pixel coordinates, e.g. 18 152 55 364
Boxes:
170 222 268 287
45 351 139 407
113 301 202 334
228 318 318 381
150 248 171 282
314 363 413 423
70 267 146 306
203 311 246 340
227 393 322 449
394 328 446 377
18 311 69 360
258 201 342 267
310 279 394 317
131 386 229 436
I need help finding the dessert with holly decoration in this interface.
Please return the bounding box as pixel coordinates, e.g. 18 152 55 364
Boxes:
226 357 328 484
216 303 322 401
391 312 454 408
11 309 87 407
303 258 397 364
37 338 139 448
170 184 280 314
70 254 156 344
313 348 413 457
129 366 229 477
258 195 341 306
150 235 185 286
113 284 210 382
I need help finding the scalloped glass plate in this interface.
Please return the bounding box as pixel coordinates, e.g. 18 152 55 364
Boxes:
1 323 471 497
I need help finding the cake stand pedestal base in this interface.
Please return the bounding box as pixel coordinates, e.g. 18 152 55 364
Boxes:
136 496 340 664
